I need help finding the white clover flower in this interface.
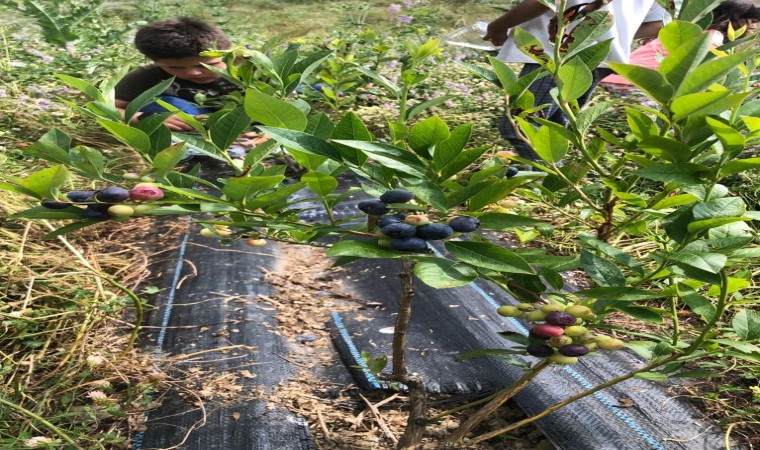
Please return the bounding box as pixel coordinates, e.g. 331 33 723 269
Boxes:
24 436 54 448
86 354 105 367
87 390 113 406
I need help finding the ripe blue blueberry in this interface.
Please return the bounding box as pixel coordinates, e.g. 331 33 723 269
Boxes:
96 186 130 203
82 205 112 221
381 222 417 238
66 190 95 203
526 343 554 357
378 214 406 228
357 199 389 216
448 216 480 233
390 237 428 252
379 189 414 204
415 223 454 240
41 199 71 209
506 167 519 178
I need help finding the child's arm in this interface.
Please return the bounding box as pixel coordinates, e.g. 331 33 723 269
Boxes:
114 99 195 132
484 0 550 46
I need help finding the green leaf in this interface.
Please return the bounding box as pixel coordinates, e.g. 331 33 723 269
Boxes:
732 310 760 341
616 306 665 324
331 140 426 177
152 142 188 174
693 197 746 220
605 63 674 104
633 163 708 184
413 258 477 288
302 171 338 196
682 292 717 323
408 116 450 158
55 74 105 102
576 101 613 135
478 212 547 229
210 107 252 151
18 165 70 199
445 241 534 274
487 56 517 90
439 145 489 181
672 91 746 122
531 126 569 163
563 11 614 58
26 128 71 164
669 250 727 273
355 65 401 97
433 123 471 174
123 77 175 123
403 179 449 211
326 239 401 259
42 221 96 239
659 32 711 92
97 119 152 152
9 205 83 220
710 339 760 354
679 50 758 95
558 57 592 102
580 250 625 287
579 234 644 275
406 95 455 121
69 146 105 177
260 127 342 161
678 0 722 22
222 175 284 204
721 157 760 177
576 286 661 301
468 180 520 212
635 372 670 381
244 89 307 130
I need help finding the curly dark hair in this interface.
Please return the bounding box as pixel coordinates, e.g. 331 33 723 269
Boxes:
710 0 760 36
134 17 231 60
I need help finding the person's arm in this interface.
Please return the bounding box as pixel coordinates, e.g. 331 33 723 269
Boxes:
634 20 664 40
115 98 194 132
484 0 551 46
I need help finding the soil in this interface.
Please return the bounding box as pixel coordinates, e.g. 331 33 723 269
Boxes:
254 244 554 450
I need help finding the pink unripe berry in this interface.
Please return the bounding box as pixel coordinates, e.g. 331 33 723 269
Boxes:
530 324 565 339
130 185 164 201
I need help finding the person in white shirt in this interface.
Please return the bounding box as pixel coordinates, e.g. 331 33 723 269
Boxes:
484 0 668 161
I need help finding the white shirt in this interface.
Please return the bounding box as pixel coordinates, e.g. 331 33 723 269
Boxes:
497 1 668 65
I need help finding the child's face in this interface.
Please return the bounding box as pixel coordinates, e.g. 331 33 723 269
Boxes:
154 56 226 84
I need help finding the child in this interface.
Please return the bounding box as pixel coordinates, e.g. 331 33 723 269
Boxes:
483 0 668 162
602 0 760 87
114 18 239 132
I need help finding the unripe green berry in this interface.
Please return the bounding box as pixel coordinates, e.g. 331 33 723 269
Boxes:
564 326 589 337
496 305 522 317
517 303 534 312
597 337 625 350
540 304 566 313
526 310 547 321
548 354 579 365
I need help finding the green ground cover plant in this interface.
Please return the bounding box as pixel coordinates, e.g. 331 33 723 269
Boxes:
1 0 760 448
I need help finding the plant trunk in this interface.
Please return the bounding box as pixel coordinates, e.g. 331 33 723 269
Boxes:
442 359 550 446
392 260 428 450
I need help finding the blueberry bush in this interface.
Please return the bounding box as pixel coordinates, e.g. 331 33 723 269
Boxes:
2 0 760 448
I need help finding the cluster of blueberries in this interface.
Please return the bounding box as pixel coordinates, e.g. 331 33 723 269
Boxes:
357 189 481 252
497 303 625 364
41 184 165 221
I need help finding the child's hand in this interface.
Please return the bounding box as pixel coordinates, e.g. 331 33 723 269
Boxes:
237 131 270 148
163 115 195 132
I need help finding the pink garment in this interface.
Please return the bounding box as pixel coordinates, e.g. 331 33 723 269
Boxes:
602 30 724 85
602 39 666 85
